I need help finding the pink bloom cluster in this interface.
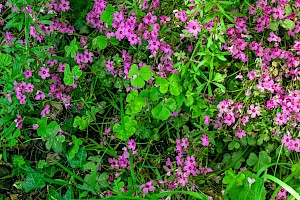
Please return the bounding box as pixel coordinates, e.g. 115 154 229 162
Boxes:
14 81 34 104
161 138 212 189
214 100 253 139
86 0 107 32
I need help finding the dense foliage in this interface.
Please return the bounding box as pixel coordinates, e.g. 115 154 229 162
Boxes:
0 0 300 199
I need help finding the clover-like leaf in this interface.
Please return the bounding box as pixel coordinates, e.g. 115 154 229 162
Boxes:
100 4 115 26
139 66 152 81
22 167 46 193
246 153 258 167
155 76 169 94
69 135 83 159
151 103 171 121
168 73 182 96
64 64 74 86
164 98 177 112
113 116 137 141
281 19 295 30
128 64 139 77
72 65 82 78
73 116 90 130
65 38 78 58
67 147 87 169
253 151 271 172
93 35 108 50
131 76 145 88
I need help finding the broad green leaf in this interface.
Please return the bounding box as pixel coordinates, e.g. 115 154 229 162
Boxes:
164 98 177 112
156 77 169 93
246 153 258 167
113 116 137 141
72 65 82 78
281 19 295 30
128 64 139 77
151 103 170 121
22 167 46 193
139 66 152 81
100 4 115 26
253 151 271 172
168 73 182 96
131 76 145 88
64 64 74 86
67 147 87 169
0 53 13 67
269 21 279 31
65 38 78 58
93 36 108 50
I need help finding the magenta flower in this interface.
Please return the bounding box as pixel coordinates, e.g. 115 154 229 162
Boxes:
38 67 50 79
14 114 23 129
140 181 156 194
40 104 51 116
204 115 210 125
267 32 281 43
127 139 136 151
24 69 32 78
59 0 70 12
201 134 209 146
186 20 201 38
274 112 288 125
235 129 246 139
272 6 285 20
247 104 261 118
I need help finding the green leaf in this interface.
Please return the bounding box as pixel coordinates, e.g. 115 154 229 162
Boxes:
151 103 170 121
65 38 78 58
64 64 74 86
131 76 145 88
285 5 292 16
110 36 119 45
168 73 182 96
164 98 177 112
128 64 139 77
269 21 279 31
67 147 87 169
100 4 115 26
73 116 90 130
22 167 46 193
0 53 13 67
113 116 137 141
93 36 108 50
246 153 258 167
72 65 82 78
281 19 295 30
156 77 169 94
253 151 271 172
139 66 152 81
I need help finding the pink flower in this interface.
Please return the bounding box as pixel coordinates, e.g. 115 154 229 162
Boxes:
204 115 210 125
59 0 70 12
140 181 156 194
201 134 209 146
24 69 32 78
281 134 292 148
41 104 51 116
127 139 136 151
274 112 288 125
38 67 50 79
186 20 201 38
247 104 261 118
14 114 23 129
235 129 246 139
267 32 281 43
272 6 285 20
